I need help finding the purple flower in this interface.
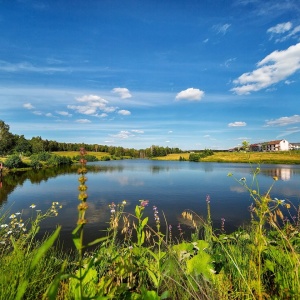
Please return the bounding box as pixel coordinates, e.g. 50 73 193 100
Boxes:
206 195 210 204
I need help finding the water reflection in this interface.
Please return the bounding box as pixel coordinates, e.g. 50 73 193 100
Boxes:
0 160 299 248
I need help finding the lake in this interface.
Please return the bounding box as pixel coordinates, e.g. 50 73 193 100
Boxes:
1 160 300 248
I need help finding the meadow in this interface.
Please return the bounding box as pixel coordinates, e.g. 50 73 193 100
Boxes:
153 151 300 164
0 149 300 299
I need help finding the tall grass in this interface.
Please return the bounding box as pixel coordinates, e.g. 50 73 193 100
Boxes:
0 149 299 299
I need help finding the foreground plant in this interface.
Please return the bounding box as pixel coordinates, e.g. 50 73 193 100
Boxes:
0 203 62 300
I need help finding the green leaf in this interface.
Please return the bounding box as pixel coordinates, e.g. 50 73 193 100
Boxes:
186 251 213 279
135 205 141 218
72 225 82 250
146 268 159 288
141 216 148 228
30 226 61 271
86 236 108 247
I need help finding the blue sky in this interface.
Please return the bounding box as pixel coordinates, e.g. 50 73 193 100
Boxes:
1 0 300 150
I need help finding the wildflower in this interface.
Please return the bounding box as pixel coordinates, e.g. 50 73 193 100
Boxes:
286 203 291 209
78 193 88 201
122 200 127 205
78 202 89 211
77 218 87 225
275 198 286 205
109 202 116 213
273 176 278 181
129 246 133 250
239 177 246 182
0 224 8 228
9 214 16 219
140 200 149 207
30 204 36 209
7 230 12 235
206 195 210 204
15 212 21 215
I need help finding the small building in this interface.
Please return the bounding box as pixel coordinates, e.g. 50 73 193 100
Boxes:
249 139 290 152
290 143 300 150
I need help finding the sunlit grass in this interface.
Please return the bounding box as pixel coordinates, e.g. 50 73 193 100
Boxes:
52 151 111 160
155 151 300 164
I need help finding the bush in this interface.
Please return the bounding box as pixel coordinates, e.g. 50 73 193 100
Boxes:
4 154 26 169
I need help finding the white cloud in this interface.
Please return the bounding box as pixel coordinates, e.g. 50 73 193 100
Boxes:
228 121 247 127
118 109 131 116
175 88 205 101
0 60 66 73
68 94 118 116
267 22 300 43
45 113 53 117
231 42 300 94
33 111 43 115
222 58 236 68
267 22 292 34
132 129 144 134
76 119 91 123
111 130 132 139
213 23 231 35
112 87 132 99
56 111 72 117
265 115 300 126
285 79 295 85
23 103 34 109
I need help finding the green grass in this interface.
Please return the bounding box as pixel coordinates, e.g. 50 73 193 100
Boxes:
1 151 300 299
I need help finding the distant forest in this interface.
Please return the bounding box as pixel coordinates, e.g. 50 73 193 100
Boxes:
0 120 183 158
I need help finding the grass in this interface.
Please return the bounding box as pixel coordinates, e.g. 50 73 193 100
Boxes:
1 150 300 299
154 151 300 164
52 151 111 160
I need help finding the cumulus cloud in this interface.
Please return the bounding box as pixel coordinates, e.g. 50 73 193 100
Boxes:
76 119 91 123
68 94 117 116
265 115 300 126
118 109 131 116
228 121 247 127
112 87 132 99
23 103 34 109
231 42 300 95
111 130 132 139
175 88 205 101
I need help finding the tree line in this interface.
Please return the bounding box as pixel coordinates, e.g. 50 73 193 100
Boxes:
0 120 183 158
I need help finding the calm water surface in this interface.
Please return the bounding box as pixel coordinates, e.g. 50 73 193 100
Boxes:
1 160 300 247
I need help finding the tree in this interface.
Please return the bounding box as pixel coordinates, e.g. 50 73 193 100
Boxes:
13 134 32 154
241 140 250 152
0 120 15 155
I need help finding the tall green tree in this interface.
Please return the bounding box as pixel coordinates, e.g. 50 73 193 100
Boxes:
0 120 15 155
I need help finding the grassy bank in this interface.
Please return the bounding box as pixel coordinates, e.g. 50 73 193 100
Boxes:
1 150 300 299
154 151 300 164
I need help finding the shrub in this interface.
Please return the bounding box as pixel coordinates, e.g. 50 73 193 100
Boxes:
4 154 25 169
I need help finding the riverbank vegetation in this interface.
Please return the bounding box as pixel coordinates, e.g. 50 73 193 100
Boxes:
0 150 299 299
154 151 300 164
